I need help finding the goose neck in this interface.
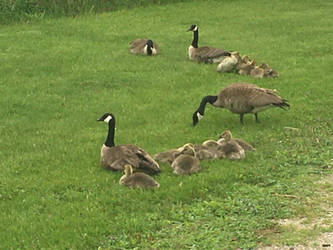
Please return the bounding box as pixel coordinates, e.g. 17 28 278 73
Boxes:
191 29 198 48
105 119 115 147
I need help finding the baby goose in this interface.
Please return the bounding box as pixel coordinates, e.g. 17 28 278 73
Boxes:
119 164 160 188
218 130 256 151
154 149 179 164
171 144 200 175
238 59 256 75
217 131 245 160
217 51 240 73
250 66 265 78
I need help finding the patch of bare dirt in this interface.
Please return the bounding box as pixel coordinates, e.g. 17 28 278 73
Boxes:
258 174 333 250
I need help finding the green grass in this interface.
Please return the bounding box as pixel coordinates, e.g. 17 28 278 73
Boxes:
1 0 333 248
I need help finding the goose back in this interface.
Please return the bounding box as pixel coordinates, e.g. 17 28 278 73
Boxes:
130 38 159 55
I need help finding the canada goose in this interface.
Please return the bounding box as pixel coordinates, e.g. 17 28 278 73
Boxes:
217 132 245 160
171 144 201 175
250 66 265 78
202 139 219 148
187 24 231 63
192 82 290 125
154 149 179 164
129 38 159 55
97 113 161 174
260 63 279 78
119 164 160 188
218 130 256 151
217 51 240 73
238 59 256 75
178 143 217 160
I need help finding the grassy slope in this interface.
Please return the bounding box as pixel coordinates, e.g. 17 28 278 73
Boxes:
1 0 333 248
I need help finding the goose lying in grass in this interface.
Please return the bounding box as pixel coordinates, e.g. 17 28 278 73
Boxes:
217 132 245 160
192 82 290 125
119 164 160 188
171 144 201 175
187 24 231 63
129 39 159 55
216 51 240 73
218 130 256 151
154 149 179 164
97 113 160 175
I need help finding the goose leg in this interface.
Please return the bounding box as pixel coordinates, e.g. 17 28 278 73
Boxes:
254 113 260 123
240 114 244 124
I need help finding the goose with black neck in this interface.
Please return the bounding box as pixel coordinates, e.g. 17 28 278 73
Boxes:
97 113 161 175
187 24 231 63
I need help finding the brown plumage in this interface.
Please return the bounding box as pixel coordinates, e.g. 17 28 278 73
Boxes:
238 59 256 75
217 131 245 160
218 130 256 151
171 144 201 175
154 149 179 164
97 113 161 175
119 164 160 188
192 82 290 125
250 66 265 78
187 24 231 63
129 38 159 55
217 51 240 73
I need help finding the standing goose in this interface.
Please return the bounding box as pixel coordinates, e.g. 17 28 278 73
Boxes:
187 24 231 63
119 164 160 188
171 144 201 175
192 82 290 125
129 39 159 55
218 130 256 151
97 113 161 175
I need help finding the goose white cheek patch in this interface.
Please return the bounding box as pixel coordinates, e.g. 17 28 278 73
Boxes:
144 45 148 54
197 112 203 121
104 116 112 123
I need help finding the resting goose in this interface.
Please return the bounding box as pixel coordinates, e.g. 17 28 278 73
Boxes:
171 144 201 175
217 133 245 160
119 164 160 188
217 51 240 73
129 39 159 55
97 113 161 174
192 82 290 125
218 130 256 151
187 24 231 63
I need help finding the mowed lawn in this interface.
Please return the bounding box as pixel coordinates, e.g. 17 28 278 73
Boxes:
1 0 333 248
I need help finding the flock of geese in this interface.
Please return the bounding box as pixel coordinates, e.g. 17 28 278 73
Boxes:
98 24 290 189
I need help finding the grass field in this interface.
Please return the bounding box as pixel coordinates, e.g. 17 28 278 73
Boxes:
1 0 333 248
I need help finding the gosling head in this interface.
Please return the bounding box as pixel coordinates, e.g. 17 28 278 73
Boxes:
97 113 115 124
187 24 198 32
219 130 233 142
178 143 196 157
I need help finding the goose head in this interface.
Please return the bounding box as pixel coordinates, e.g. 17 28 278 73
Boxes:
177 143 196 157
219 130 232 142
97 113 115 124
146 39 154 55
187 24 198 32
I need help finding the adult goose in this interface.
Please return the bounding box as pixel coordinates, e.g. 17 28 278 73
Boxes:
192 82 290 125
129 39 159 55
218 130 256 151
97 113 161 174
187 24 231 63
171 144 201 175
119 164 160 189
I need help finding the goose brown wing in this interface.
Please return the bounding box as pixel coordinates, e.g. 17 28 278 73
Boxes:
245 87 288 107
126 144 161 174
130 39 147 49
196 46 230 59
